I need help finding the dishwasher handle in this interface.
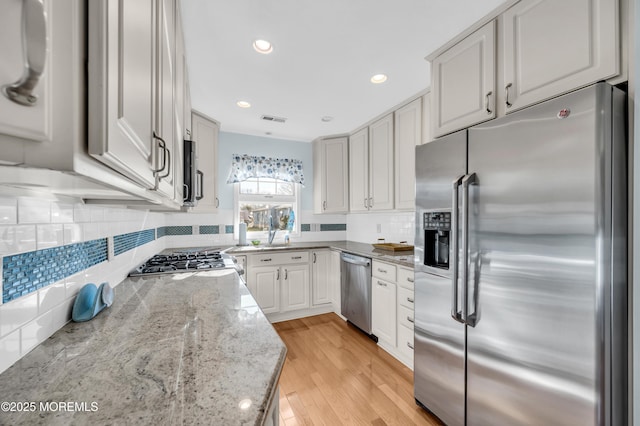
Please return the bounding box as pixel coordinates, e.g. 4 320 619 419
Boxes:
340 254 370 267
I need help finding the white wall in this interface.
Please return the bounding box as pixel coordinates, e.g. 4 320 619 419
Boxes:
346 211 415 245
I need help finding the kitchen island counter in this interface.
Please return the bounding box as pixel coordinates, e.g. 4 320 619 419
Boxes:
0 270 286 425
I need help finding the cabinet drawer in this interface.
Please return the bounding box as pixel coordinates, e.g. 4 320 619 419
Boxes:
372 260 397 282
397 267 414 290
397 322 415 361
398 286 414 309
398 304 414 330
248 251 309 267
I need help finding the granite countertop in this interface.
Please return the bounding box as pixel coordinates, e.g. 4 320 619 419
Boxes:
0 270 286 425
226 240 415 268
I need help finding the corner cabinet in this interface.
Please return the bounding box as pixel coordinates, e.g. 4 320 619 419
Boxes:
431 20 496 138
501 0 619 113
394 97 422 210
189 111 219 212
349 114 394 212
313 136 349 214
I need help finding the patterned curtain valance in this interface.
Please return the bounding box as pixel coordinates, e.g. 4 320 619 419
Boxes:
226 154 305 186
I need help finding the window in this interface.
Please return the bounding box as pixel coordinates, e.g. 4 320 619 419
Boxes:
235 177 300 238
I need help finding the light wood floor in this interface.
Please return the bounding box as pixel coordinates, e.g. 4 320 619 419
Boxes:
273 313 442 426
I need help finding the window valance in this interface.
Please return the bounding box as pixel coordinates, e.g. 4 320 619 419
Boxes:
226 154 305 186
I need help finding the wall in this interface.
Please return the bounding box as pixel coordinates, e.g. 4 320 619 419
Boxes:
346 212 415 245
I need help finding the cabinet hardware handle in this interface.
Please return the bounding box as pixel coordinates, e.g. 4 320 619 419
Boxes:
364 198 368 209
215 197 219 208
377 281 387 287
313 253 316 263
407 297 414 303
261 258 272 262
292 256 302 260
505 83 513 108
3 0 46 106
284 269 288 280
407 316 414 323
369 197 373 208
196 170 204 200
377 268 387 273
183 184 189 202
159 145 171 179
152 132 167 173
407 277 414 283
276 269 280 280
485 91 492 114
323 200 327 210
407 342 414 350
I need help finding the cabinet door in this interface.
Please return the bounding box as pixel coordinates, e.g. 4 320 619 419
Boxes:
422 92 432 144
88 0 157 189
349 127 369 212
372 278 397 346
311 251 331 306
330 250 342 313
321 137 349 213
0 0 52 143
281 265 310 312
432 20 495 137
190 111 219 212
247 266 280 314
394 98 421 210
502 0 618 112
155 0 179 200
368 114 394 211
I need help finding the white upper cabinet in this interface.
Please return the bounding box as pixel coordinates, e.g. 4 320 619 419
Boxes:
422 91 432 144
88 0 158 190
313 136 349 214
349 127 369 212
432 21 496 138
189 111 219 212
502 0 619 113
394 97 422 210
368 114 394 211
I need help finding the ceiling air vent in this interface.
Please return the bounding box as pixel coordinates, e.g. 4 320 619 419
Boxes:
261 115 287 123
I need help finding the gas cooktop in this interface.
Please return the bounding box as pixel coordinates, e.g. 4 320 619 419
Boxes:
129 248 239 277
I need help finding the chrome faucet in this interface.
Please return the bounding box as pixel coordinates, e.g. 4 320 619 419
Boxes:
268 212 277 245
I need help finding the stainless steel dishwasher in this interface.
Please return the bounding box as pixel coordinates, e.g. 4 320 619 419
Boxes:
340 252 375 339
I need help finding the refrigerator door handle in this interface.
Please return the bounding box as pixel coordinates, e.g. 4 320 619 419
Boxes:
451 175 465 323
461 173 477 324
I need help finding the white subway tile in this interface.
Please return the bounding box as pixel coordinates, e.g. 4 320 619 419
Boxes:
63 224 83 244
90 207 105 222
0 328 21 374
65 272 86 299
36 224 64 249
51 203 74 223
17 197 51 224
83 222 106 241
38 281 66 314
0 225 37 256
0 293 38 337
73 204 92 223
0 197 17 224
21 310 53 355
51 298 74 330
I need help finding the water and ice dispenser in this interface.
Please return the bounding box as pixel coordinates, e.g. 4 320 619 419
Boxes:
423 211 451 269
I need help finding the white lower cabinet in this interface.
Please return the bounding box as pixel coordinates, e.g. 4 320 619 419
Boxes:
330 250 342 314
372 277 397 347
247 266 280 314
311 250 331 306
281 264 310 312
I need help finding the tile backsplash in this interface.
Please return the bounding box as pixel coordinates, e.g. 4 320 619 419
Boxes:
0 196 414 374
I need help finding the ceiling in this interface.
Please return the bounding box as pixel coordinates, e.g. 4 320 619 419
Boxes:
181 0 507 142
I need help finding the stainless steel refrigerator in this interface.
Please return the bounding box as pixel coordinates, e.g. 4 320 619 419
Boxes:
414 82 627 426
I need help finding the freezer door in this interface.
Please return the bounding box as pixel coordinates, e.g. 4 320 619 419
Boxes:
465 84 624 425
414 131 466 425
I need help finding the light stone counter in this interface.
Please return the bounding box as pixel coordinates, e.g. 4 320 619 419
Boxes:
226 240 415 268
0 270 286 425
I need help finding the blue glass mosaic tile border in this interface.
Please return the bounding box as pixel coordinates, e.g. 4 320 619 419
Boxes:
320 224 346 231
199 225 219 235
2 239 108 303
301 224 311 232
225 225 234 234
157 226 192 238
113 229 155 256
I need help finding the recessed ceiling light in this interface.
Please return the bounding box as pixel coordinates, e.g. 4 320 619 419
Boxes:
370 74 388 84
253 39 273 54
236 101 251 108
321 116 333 122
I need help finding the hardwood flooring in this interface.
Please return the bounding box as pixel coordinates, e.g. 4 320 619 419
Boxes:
273 313 442 426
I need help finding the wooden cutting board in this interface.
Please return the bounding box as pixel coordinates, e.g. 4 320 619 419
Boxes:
372 243 414 252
